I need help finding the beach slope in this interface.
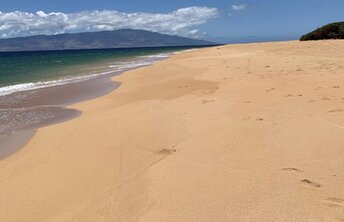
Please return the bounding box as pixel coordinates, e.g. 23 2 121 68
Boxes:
1 40 344 221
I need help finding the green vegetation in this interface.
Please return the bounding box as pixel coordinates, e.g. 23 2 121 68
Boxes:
300 22 344 41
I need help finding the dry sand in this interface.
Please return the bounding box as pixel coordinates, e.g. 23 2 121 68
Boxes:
1 40 344 221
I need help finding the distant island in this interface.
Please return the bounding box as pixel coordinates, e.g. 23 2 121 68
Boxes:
0 29 216 52
300 22 344 41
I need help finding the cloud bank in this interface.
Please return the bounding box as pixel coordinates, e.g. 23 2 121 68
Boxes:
231 4 248 11
0 7 219 39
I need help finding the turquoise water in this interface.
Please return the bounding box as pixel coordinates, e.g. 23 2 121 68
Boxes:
0 46 199 95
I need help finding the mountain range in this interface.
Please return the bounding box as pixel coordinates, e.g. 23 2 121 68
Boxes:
0 29 215 52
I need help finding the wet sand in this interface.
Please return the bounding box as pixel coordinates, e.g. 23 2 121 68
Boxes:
1 40 344 221
0 73 119 159
0 130 35 159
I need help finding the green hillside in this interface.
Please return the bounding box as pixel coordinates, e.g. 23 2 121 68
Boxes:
300 22 344 41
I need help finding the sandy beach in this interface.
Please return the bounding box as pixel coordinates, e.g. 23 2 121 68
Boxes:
0 40 344 221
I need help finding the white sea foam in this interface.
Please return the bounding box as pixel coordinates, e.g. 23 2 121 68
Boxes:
174 48 198 54
0 71 114 97
139 53 172 59
0 53 171 97
108 60 153 69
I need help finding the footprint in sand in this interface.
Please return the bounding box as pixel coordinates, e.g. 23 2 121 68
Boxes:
202 99 215 104
300 179 322 188
266 88 275 92
333 86 340 89
321 97 332 101
178 85 189 89
328 109 344 113
202 90 216 95
158 149 177 155
281 168 303 173
325 197 344 208
256 118 264 121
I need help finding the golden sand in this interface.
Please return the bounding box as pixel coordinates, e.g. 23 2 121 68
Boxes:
1 40 344 221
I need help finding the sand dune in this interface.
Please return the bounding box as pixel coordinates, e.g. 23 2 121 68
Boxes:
1 40 344 221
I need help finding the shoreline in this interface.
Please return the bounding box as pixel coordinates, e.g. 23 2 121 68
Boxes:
0 50 182 159
0 72 119 159
0 130 36 159
1 40 344 221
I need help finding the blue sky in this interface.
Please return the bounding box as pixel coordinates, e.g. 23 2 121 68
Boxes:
1 0 343 42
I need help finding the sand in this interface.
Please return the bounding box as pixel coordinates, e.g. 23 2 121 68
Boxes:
0 40 344 221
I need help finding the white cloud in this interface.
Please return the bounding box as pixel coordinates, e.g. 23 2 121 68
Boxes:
0 7 219 39
231 4 248 11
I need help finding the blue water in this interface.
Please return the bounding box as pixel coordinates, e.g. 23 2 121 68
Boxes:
0 46 200 96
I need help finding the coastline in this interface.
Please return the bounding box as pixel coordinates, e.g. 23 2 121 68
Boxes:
0 50 181 159
1 40 344 221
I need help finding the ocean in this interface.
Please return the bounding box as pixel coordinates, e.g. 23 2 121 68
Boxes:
0 46 197 96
